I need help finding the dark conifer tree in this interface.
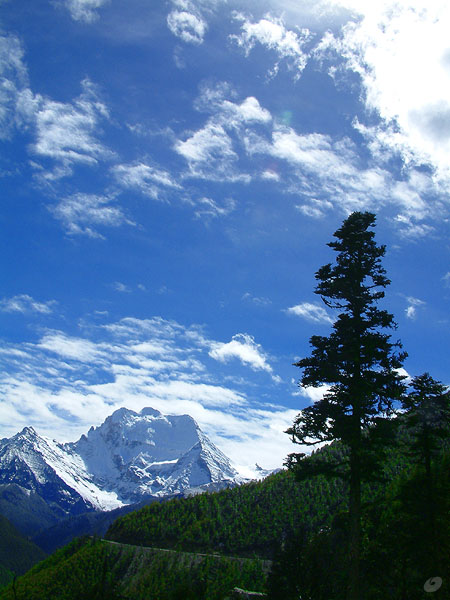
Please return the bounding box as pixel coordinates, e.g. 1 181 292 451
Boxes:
402 372 450 477
401 372 450 573
286 212 407 600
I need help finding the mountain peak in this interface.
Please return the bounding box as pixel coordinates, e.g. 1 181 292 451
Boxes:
0 408 240 511
140 407 162 418
19 426 38 437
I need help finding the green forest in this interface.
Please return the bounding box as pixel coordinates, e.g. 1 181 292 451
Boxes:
1 212 449 599
0 515 46 587
1 411 449 599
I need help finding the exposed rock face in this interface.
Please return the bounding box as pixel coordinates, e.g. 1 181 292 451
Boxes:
0 407 240 515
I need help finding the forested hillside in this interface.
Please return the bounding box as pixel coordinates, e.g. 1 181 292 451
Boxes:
0 536 268 600
106 462 346 559
105 433 412 560
1 416 449 599
0 515 47 587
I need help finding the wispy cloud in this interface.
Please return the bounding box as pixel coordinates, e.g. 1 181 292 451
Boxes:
245 121 444 230
286 302 334 325
113 282 132 293
175 121 244 181
0 39 114 181
300 384 331 404
405 296 426 320
63 0 110 23
231 13 313 78
174 83 271 182
194 196 235 220
50 193 134 238
112 161 180 199
194 82 272 125
0 294 56 315
170 80 445 229
38 331 103 363
0 34 28 139
28 79 113 179
167 10 207 44
242 292 272 307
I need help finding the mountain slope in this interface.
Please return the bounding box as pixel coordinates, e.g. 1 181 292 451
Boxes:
0 537 268 600
0 483 67 537
0 515 46 585
106 464 348 559
0 407 241 537
0 427 118 515
72 407 239 502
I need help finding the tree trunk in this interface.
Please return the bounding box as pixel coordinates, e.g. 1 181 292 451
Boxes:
348 444 361 600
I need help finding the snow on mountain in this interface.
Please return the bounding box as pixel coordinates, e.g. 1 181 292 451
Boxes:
0 425 122 513
0 407 241 513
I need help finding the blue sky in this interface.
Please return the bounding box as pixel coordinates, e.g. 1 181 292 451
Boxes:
0 0 449 475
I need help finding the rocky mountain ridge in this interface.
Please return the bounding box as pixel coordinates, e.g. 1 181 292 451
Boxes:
0 407 241 518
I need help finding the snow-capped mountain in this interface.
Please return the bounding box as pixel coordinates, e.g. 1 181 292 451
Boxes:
0 407 240 515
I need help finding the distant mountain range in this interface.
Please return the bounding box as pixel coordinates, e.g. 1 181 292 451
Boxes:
0 407 242 539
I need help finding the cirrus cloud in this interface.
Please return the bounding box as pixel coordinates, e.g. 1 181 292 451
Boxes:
50 193 134 238
0 295 57 315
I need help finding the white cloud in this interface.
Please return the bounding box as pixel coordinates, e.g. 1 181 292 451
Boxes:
64 0 110 23
175 84 272 182
268 128 355 177
113 282 132 293
301 384 331 404
175 121 245 181
195 91 272 127
443 272 450 287
296 198 333 219
51 193 133 238
245 122 447 226
0 42 113 180
405 296 425 320
38 332 102 363
242 292 272 307
167 10 207 44
213 406 300 475
394 214 434 239
261 169 280 181
231 96 272 124
323 1 450 182
209 333 274 375
179 82 440 221
112 162 180 199
0 316 294 471
0 34 28 139
231 13 313 78
194 196 235 219
0 294 56 315
29 79 113 179
287 302 334 325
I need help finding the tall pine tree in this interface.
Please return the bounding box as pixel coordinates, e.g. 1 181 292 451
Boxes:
286 212 407 600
